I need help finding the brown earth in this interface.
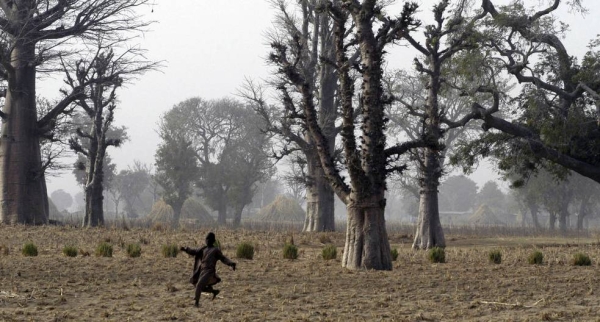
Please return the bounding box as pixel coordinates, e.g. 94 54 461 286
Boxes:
1 225 599 321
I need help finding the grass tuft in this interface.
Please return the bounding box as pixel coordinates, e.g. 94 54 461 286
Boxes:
528 250 544 265
571 252 591 266
95 242 113 257
236 242 255 260
283 243 298 260
62 245 78 257
391 248 399 261
488 249 502 264
161 243 179 258
428 247 445 263
126 243 142 258
321 244 337 260
22 242 38 257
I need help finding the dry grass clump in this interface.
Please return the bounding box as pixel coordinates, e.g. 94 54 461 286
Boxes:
257 195 305 222
95 242 113 257
391 248 399 261
283 243 298 260
571 253 592 266
469 205 505 225
62 245 78 257
148 198 214 226
488 249 502 264
428 247 445 263
317 233 332 244
161 243 179 258
236 242 255 259
321 244 337 260
528 250 544 265
22 242 38 256
126 243 142 258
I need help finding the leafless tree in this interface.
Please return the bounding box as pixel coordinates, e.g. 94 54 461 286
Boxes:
0 0 151 224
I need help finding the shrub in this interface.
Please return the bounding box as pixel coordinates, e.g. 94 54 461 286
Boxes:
321 244 337 260
95 242 113 257
161 244 179 258
488 250 502 264
236 242 255 260
428 247 445 263
62 246 78 257
126 243 142 258
391 248 399 261
572 253 592 266
22 242 38 257
528 250 544 265
283 243 298 260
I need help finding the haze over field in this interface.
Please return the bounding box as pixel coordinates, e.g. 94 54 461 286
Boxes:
42 0 600 197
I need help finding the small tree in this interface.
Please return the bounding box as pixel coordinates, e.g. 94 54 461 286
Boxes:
66 44 155 227
155 133 200 227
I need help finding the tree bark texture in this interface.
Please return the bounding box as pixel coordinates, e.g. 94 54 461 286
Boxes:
0 43 48 224
549 213 556 230
413 59 445 249
342 196 392 270
413 149 446 249
217 202 227 226
528 203 540 229
303 155 335 232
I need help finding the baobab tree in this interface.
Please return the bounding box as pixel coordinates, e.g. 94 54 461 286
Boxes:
270 1 425 270
66 43 156 227
243 0 339 232
394 0 488 249
453 0 600 188
0 0 151 224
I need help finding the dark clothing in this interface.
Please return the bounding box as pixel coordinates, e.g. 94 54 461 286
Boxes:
182 246 234 287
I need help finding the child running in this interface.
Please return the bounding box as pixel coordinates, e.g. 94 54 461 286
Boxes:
180 232 236 307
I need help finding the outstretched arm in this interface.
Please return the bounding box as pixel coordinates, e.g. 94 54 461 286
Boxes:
180 246 204 257
218 250 236 270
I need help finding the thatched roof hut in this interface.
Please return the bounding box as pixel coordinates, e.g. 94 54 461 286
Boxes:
257 195 305 222
148 198 214 225
469 204 505 225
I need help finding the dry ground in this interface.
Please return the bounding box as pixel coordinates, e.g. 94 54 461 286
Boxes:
1 225 599 321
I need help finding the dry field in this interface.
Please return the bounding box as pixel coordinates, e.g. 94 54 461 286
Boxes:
1 224 599 321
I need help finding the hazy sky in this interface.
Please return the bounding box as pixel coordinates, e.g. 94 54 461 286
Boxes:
44 0 600 197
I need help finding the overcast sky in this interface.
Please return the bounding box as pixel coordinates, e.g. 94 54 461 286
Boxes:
44 0 600 197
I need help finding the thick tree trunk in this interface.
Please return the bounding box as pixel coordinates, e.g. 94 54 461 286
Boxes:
549 212 556 230
217 201 227 225
413 187 445 249
412 153 446 249
0 43 48 224
342 196 392 270
558 207 568 234
83 180 104 227
171 200 184 228
528 203 540 229
413 152 445 249
303 157 335 232
232 204 243 228
577 206 587 231
82 135 106 227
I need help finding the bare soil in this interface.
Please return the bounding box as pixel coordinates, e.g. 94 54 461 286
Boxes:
1 225 599 321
